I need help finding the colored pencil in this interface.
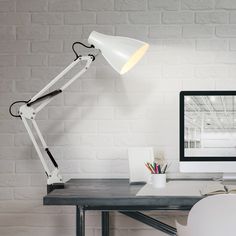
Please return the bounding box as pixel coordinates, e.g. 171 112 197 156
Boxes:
145 162 169 175
145 163 154 174
148 163 155 173
163 164 168 174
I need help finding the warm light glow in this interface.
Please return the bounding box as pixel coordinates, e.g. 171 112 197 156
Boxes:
120 43 149 75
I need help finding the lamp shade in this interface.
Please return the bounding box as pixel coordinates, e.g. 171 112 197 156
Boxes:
88 31 149 75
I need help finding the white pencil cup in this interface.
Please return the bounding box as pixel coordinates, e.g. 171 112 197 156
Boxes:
150 174 166 188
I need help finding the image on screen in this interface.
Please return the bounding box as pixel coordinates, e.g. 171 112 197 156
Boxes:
184 95 236 157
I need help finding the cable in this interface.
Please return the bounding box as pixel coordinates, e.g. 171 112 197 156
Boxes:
72 42 95 61
10 42 97 118
9 100 28 118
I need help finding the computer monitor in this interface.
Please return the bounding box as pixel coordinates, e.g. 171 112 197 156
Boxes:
180 91 236 180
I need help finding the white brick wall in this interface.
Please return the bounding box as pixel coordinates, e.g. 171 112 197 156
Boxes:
0 0 235 235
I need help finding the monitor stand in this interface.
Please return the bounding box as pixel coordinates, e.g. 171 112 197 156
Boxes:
222 173 236 181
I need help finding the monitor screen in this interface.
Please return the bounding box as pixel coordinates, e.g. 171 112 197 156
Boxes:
180 91 236 162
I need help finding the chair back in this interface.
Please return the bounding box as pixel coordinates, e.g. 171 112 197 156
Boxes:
176 194 236 236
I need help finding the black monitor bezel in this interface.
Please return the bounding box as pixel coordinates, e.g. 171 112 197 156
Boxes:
180 90 236 162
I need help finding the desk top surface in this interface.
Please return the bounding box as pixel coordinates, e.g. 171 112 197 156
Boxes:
43 179 204 210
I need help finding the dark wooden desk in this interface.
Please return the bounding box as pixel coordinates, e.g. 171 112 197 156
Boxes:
43 179 203 236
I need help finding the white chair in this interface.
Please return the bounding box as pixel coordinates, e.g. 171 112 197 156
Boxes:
176 194 236 236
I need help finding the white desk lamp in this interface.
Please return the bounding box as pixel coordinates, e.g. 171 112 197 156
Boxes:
9 31 149 193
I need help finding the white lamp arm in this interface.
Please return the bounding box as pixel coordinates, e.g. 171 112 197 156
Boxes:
9 31 149 193
17 55 94 188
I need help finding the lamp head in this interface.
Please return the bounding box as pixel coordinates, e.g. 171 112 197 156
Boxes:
88 31 149 75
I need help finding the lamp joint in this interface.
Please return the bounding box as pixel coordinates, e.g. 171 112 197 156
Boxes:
88 54 95 61
19 104 36 120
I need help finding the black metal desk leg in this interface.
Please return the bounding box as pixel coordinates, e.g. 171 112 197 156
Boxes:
102 211 109 236
120 211 177 236
76 206 85 236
